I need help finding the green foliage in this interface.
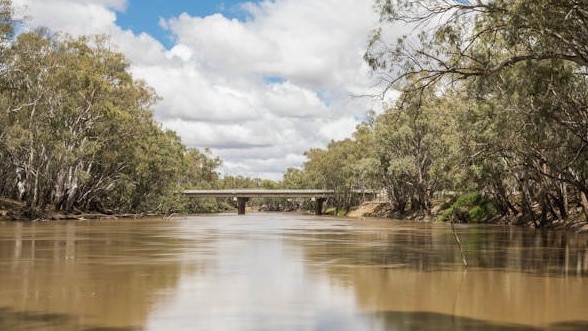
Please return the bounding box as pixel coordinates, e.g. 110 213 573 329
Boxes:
358 0 588 225
181 148 222 190
178 198 232 214
281 168 310 189
0 0 13 43
371 87 460 215
0 17 224 216
437 193 497 224
282 0 588 225
301 136 377 214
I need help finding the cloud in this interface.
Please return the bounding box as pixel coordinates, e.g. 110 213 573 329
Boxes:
135 65 263 123
15 0 122 34
162 119 273 149
13 0 384 180
162 13 280 74
260 81 328 118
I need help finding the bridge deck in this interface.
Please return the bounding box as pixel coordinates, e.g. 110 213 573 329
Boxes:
182 189 334 198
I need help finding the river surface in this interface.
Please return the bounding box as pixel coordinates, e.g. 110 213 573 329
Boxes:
0 213 587 331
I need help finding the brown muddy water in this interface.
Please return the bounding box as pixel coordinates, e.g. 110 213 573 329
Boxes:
0 213 587 331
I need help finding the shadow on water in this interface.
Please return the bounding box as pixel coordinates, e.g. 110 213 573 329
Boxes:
361 311 588 331
0 307 142 331
0 306 74 329
295 223 588 277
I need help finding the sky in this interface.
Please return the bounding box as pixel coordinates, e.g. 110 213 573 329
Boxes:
12 0 392 180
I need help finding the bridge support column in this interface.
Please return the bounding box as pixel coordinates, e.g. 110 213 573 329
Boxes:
237 197 249 215
315 198 326 215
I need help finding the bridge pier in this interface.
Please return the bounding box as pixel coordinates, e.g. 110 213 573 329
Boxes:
315 198 326 215
237 196 324 215
237 197 249 215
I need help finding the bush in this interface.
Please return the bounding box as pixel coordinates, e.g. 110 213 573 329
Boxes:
437 192 497 223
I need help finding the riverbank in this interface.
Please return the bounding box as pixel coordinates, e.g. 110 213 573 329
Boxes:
346 200 588 233
346 200 392 219
0 198 150 221
4 196 588 233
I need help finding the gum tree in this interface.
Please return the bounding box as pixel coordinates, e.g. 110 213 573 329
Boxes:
365 0 588 223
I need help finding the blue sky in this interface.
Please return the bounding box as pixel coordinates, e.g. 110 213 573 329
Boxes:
116 0 258 48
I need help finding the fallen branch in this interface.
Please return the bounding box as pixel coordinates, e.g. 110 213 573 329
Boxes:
450 219 468 268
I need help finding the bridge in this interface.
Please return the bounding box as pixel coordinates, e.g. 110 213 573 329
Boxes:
182 189 335 215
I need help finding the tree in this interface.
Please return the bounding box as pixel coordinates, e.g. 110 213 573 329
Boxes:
0 30 195 215
181 148 222 189
458 60 588 225
373 87 457 215
302 137 375 214
365 0 588 223
281 168 310 189
366 0 588 92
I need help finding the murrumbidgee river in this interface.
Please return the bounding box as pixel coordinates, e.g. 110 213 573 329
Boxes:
1 213 587 330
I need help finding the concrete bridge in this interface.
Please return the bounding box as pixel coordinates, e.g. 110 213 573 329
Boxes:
182 189 335 215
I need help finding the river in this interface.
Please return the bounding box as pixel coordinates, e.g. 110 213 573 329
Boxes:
0 213 587 330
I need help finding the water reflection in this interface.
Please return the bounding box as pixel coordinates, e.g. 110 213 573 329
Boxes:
0 219 205 330
295 222 588 276
0 215 587 330
347 267 588 328
370 311 588 331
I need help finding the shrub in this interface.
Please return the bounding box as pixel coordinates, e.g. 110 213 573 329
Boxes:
437 192 497 223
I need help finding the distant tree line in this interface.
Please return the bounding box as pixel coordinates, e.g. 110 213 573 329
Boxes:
294 0 588 226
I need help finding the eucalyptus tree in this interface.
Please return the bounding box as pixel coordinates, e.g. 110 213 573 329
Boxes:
0 30 189 215
459 60 588 225
365 0 588 223
302 140 355 214
450 92 520 218
281 168 310 189
0 0 12 38
180 148 222 189
373 88 457 216
350 117 383 195
366 0 588 91
0 0 17 199
301 130 382 214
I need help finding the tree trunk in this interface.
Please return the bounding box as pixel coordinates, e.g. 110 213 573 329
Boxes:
580 190 588 222
518 176 536 225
